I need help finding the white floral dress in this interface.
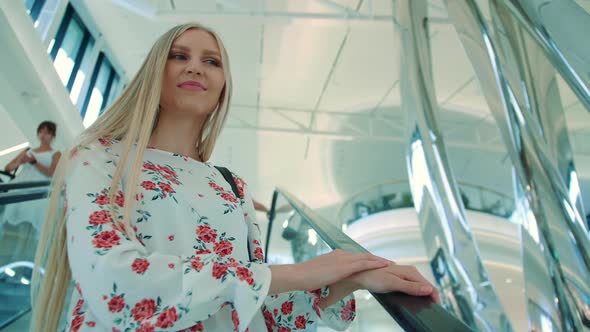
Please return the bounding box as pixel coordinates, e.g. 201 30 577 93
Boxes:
63 139 355 332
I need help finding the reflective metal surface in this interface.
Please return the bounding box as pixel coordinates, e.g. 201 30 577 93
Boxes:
489 0 587 227
397 1 512 330
498 0 590 112
444 0 590 330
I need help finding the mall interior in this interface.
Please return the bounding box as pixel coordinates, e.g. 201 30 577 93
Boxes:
1 0 589 331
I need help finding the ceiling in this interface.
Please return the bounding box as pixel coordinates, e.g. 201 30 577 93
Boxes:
2 0 590 214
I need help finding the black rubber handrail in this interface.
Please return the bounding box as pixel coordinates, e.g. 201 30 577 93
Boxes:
0 189 49 205
267 187 473 332
0 180 50 192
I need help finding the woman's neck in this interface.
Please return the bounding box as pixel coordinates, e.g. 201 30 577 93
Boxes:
148 112 207 161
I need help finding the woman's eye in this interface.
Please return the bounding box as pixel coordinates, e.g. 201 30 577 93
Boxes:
205 58 220 66
171 53 187 60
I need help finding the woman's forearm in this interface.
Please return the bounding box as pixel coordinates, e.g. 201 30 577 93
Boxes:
34 163 54 177
268 264 301 294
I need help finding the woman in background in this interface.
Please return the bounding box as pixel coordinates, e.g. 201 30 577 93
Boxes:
1 121 61 266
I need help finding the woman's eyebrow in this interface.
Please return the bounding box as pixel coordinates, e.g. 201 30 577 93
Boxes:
171 44 221 57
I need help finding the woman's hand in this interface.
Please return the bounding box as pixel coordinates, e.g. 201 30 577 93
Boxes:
269 249 390 294
346 262 441 303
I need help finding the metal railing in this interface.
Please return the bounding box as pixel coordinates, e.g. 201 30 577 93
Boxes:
267 187 473 332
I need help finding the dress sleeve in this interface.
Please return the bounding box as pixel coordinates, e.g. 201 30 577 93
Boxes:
65 142 271 332
233 174 356 332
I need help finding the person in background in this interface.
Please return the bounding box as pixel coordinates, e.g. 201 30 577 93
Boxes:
0 121 61 266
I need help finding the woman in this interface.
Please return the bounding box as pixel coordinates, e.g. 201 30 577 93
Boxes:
0 121 61 266
31 23 439 332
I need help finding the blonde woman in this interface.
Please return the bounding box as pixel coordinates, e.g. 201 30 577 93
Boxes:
31 23 439 332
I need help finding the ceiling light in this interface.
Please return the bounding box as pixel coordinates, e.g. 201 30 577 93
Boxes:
4 268 15 277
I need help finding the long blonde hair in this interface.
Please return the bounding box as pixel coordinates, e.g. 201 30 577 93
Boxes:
31 22 233 331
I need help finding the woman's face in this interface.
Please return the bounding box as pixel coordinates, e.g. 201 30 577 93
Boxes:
37 127 54 144
160 28 225 118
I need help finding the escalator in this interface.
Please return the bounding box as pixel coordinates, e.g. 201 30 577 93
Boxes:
266 188 473 332
0 180 49 331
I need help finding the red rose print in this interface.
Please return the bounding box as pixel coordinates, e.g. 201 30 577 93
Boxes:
73 299 84 315
190 322 204 331
136 323 155 332
212 261 228 279
278 327 291 332
263 309 275 327
158 166 177 177
102 295 107 300
87 321 96 327
341 298 356 321
168 235 174 241
135 193 144 201
83 161 90 166
141 181 157 190
220 192 238 203
295 315 306 329
168 263 175 269
95 195 110 205
313 297 321 317
214 240 233 257
196 225 217 243
155 307 178 329
113 328 121 332
246 278 254 285
253 239 260 245
89 210 112 225
227 258 239 268
163 174 180 185
236 266 253 282
196 249 211 255
92 231 120 249
115 191 125 208
281 301 294 315
232 309 239 330
234 177 245 198
254 247 264 261
143 163 159 172
158 182 174 193
71 315 85 332
208 182 223 192
132 258 150 274
191 257 204 271
197 194 204 198
108 296 125 313
131 299 156 322
98 137 111 146
274 308 278 316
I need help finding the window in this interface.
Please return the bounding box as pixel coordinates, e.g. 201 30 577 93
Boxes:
50 4 95 104
23 0 47 23
82 53 119 127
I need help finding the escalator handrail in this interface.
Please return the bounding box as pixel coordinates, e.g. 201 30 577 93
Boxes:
267 187 473 332
0 188 49 205
0 180 51 192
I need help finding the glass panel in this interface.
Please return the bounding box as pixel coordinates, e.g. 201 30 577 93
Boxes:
23 0 35 14
0 190 49 329
104 73 121 110
53 19 84 86
83 57 112 127
70 38 96 104
266 193 403 331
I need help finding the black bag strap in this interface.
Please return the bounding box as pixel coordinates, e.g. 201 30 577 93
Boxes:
215 166 240 198
214 166 253 262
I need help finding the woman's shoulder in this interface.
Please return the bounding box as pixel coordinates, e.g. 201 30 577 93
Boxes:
69 137 122 162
